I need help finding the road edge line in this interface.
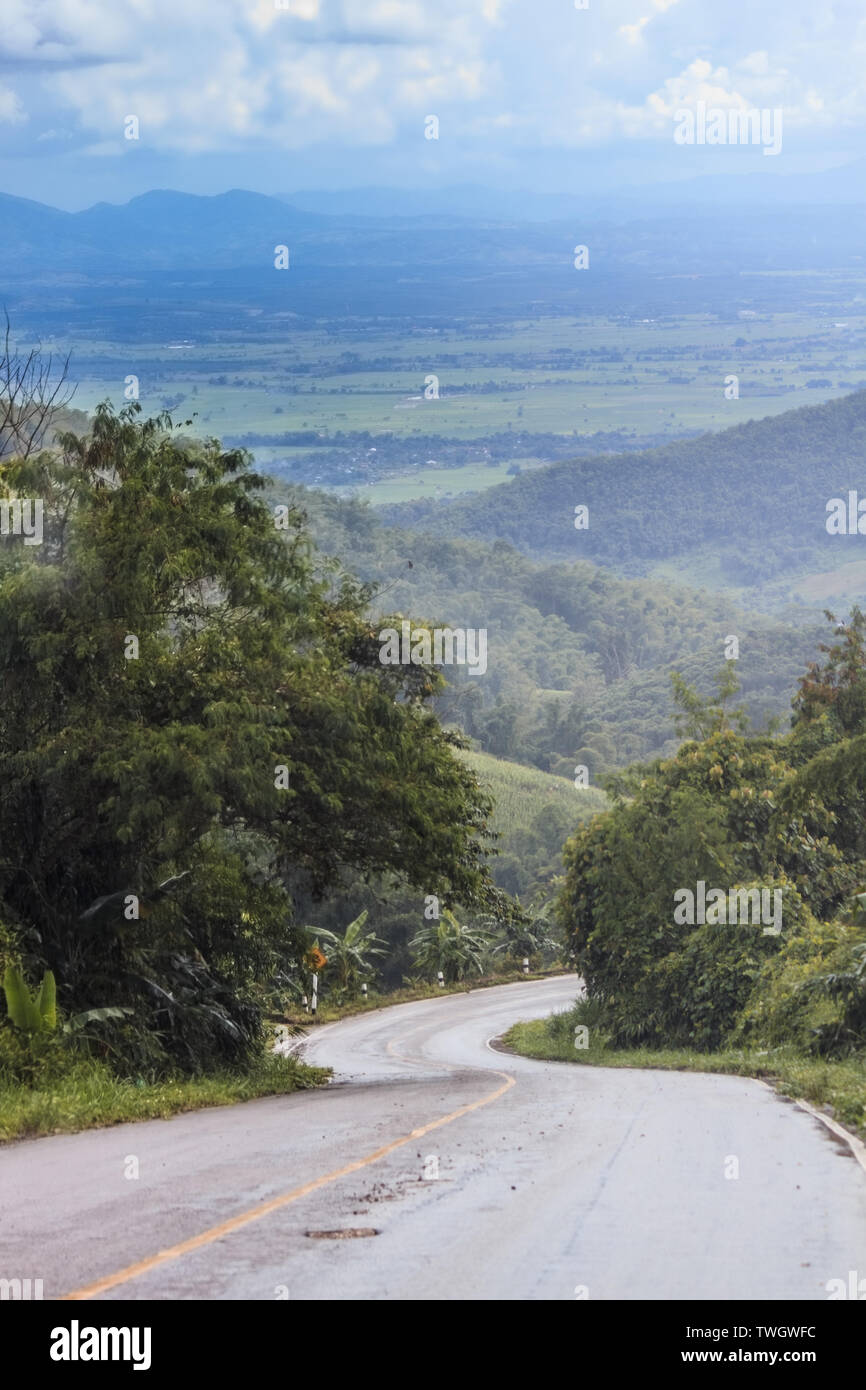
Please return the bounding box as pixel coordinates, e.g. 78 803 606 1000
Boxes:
793 1095 866 1176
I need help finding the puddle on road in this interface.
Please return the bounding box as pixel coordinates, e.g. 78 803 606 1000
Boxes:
305 1228 380 1239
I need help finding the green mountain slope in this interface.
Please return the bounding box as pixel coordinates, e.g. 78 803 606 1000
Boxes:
379 388 866 597
265 483 823 774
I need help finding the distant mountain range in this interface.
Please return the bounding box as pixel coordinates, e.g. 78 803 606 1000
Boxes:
279 160 866 221
2 172 866 283
0 188 334 276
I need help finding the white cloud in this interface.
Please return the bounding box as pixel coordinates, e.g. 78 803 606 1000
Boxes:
0 86 26 124
20 0 497 153
0 0 864 162
619 17 650 45
738 51 770 76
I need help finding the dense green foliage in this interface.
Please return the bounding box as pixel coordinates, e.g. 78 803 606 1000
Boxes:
291 751 601 990
410 910 492 984
266 483 822 775
0 404 501 1075
313 911 387 999
558 612 866 1054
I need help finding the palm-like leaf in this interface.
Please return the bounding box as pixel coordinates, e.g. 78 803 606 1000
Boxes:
3 965 58 1032
312 910 388 994
410 910 492 983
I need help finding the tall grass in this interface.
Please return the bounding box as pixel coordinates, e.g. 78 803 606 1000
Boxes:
0 1053 328 1144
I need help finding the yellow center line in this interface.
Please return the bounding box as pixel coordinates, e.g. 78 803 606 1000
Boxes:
62 1063 516 1301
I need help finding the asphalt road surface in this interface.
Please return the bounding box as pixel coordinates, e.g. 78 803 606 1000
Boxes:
2 975 865 1301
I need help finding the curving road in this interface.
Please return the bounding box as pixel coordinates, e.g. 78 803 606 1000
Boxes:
2 975 865 1300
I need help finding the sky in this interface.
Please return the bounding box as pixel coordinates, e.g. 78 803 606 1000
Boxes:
0 0 864 210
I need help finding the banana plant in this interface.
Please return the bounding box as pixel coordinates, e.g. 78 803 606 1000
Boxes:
410 910 492 984
3 965 57 1033
314 910 387 996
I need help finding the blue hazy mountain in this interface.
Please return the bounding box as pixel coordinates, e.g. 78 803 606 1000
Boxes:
279 160 866 222
2 164 866 284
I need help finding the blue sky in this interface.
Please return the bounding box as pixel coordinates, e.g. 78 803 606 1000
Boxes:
1 0 864 209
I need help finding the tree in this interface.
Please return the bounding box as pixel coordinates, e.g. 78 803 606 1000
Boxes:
556 712 854 1048
314 911 387 997
410 910 492 983
670 662 749 740
0 403 500 1072
0 313 74 461
488 898 558 966
792 607 866 735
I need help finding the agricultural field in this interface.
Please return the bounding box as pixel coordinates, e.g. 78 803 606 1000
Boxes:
458 748 608 834
794 559 866 602
51 304 866 503
356 459 540 504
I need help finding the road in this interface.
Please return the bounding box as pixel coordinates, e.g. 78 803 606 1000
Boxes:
2 975 865 1301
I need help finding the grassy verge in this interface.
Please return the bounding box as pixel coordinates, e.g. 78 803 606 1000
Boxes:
0 1053 329 1145
0 971 566 1144
503 1013 866 1141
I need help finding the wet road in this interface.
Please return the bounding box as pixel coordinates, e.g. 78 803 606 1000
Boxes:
1 976 864 1300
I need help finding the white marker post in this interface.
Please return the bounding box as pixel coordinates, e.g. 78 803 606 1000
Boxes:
523 957 530 975
311 973 318 1016
361 983 368 1000
437 971 445 989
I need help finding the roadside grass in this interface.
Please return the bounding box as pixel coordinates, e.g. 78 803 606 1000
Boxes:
0 1052 329 1145
504 1012 866 1140
0 971 570 1145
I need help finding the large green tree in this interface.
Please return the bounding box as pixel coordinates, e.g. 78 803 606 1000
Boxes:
557 641 866 1050
0 404 498 1072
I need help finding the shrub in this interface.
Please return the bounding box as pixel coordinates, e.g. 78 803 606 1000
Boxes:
0 1021 78 1088
650 879 811 1050
733 904 850 1052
